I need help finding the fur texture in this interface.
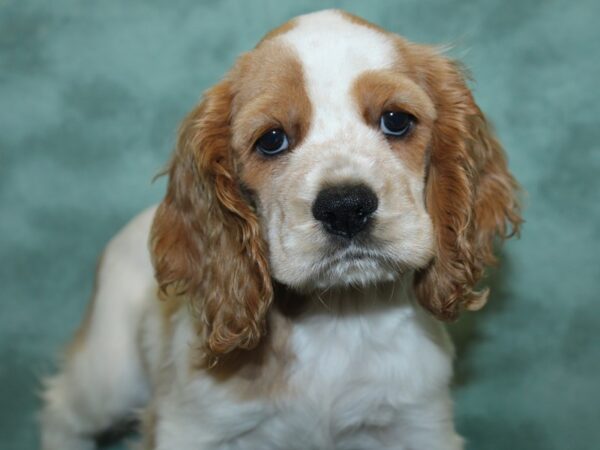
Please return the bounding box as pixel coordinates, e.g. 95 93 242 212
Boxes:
40 10 521 450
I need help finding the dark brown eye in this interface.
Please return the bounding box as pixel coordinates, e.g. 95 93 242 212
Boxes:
255 129 289 156
380 111 415 137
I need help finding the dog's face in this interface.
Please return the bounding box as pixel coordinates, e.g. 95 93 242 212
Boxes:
231 15 436 289
151 10 521 356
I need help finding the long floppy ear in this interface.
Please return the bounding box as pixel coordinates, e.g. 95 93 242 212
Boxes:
150 80 272 357
413 52 522 320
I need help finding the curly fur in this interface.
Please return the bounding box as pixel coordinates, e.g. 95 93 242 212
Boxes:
151 80 273 357
410 50 522 319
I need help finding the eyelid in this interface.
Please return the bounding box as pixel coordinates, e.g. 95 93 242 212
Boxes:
250 123 285 147
381 102 421 122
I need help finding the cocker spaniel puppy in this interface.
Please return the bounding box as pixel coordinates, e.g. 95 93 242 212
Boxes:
41 10 521 450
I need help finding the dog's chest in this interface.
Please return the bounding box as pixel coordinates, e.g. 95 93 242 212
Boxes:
154 302 453 449
251 305 454 447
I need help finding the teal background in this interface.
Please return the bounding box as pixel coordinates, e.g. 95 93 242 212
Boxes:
1 0 599 448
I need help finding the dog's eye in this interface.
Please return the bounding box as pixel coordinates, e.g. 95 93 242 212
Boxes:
256 129 289 156
380 111 414 137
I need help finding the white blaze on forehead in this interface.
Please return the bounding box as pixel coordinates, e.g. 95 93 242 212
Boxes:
281 10 397 141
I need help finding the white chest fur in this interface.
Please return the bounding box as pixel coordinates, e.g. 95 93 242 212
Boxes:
283 288 454 447
153 283 458 450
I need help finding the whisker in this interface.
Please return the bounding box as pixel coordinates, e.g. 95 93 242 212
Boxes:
387 280 396 304
315 290 330 311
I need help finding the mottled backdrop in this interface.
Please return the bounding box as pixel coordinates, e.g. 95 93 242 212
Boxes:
1 0 599 449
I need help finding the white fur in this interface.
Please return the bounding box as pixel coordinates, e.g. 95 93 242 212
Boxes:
41 206 157 450
40 10 462 450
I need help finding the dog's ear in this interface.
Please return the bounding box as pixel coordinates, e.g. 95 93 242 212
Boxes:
412 50 522 320
151 80 272 358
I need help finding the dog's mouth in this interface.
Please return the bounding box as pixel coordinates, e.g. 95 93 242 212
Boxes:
310 244 402 289
321 246 380 266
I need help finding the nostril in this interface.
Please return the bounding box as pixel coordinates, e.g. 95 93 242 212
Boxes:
357 190 378 216
311 184 379 238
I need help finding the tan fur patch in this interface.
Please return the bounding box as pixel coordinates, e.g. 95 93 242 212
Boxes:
230 40 312 195
205 301 294 400
352 69 436 174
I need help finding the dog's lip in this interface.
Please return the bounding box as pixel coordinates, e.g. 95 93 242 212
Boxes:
321 246 383 266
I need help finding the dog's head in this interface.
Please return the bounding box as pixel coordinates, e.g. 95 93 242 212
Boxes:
151 10 521 356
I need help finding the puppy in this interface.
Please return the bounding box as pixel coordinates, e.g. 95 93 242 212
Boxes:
41 9 521 450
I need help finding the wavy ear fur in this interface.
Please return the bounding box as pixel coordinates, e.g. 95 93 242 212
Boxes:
413 50 522 320
151 80 272 357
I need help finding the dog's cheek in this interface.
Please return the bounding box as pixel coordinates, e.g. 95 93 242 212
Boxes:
257 178 296 284
258 165 319 286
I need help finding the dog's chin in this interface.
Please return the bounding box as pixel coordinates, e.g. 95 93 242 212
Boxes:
312 258 399 289
294 250 404 291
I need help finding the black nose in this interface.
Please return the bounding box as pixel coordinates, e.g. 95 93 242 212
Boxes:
311 184 378 238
